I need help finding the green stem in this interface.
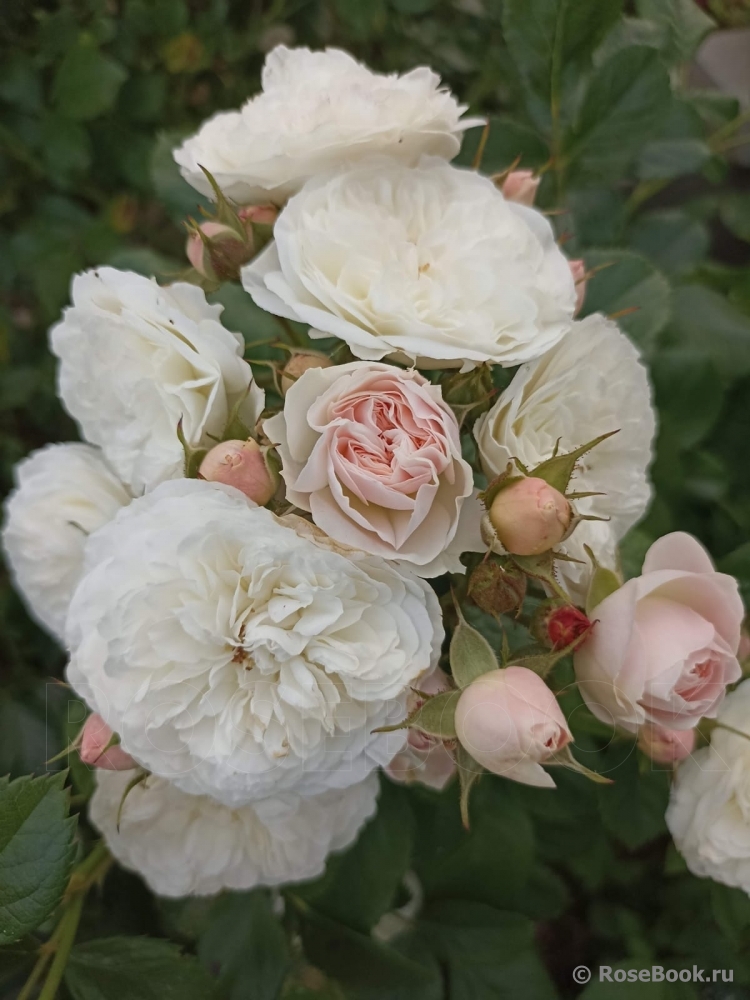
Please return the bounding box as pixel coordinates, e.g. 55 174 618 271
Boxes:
37 893 84 1000
17 943 56 1000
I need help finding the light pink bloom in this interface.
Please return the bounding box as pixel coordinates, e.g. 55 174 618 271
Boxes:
501 170 540 207
264 361 483 576
637 723 696 765
387 668 457 790
489 477 571 556
199 439 276 506
455 667 571 788
575 532 743 733
80 714 137 771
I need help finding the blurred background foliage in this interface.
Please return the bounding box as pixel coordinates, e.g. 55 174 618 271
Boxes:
2 0 750 997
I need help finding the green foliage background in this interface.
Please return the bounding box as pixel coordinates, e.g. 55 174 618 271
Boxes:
2 1 750 997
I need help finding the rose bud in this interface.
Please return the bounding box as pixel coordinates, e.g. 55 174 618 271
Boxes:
186 221 250 282
80 714 137 770
468 558 526 615
488 477 571 556
537 603 592 651
199 439 277 506
238 204 278 228
638 723 696 765
501 170 541 207
387 668 457 791
569 259 587 314
455 667 572 787
280 351 333 395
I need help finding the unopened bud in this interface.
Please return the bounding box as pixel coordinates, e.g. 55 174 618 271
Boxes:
637 723 696 765
80 714 137 770
501 170 541 207
280 352 334 395
238 204 278 227
186 221 249 282
533 601 592 650
489 477 571 556
570 259 587 315
199 438 277 505
468 558 526 615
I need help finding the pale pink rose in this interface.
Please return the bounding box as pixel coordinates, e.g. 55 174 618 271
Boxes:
488 477 571 556
454 667 571 788
199 439 277 506
387 668 457 790
637 723 696 765
264 361 483 576
80 714 137 771
501 170 540 207
569 259 587 314
575 532 743 733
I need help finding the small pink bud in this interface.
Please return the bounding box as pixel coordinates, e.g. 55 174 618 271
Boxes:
455 667 571 787
489 477 572 556
238 204 279 227
569 259 587 315
80 714 137 770
501 170 541 207
637 723 696 765
545 605 593 651
199 438 277 505
186 221 248 281
280 352 334 395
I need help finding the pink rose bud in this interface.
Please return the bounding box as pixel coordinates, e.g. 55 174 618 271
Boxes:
199 439 277 506
238 204 279 227
637 723 696 765
501 170 541 207
186 221 248 281
489 477 571 556
570 259 587 314
280 352 334 395
455 667 572 787
546 605 593 650
79 714 137 770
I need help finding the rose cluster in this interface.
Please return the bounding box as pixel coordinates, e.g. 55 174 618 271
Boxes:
2 45 747 900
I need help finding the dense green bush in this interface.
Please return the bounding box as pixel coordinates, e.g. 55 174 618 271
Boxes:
2 1 750 997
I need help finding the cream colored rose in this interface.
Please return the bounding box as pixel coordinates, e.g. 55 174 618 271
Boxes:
264 362 481 576
575 532 743 733
474 313 655 601
242 157 577 370
173 45 481 204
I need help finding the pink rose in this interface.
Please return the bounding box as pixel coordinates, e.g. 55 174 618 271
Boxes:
264 361 482 575
637 723 696 765
454 666 572 788
387 668 457 790
575 532 743 733
79 714 137 771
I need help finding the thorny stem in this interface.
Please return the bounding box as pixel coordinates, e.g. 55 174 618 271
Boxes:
37 894 84 1000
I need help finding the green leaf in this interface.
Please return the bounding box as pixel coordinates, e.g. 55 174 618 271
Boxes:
295 906 441 1000
65 937 217 1000
585 562 621 615
650 349 723 449
582 248 672 353
635 0 715 64
0 773 77 944
637 138 711 180
629 210 709 276
503 0 624 129
52 40 128 121
40 114 92 184
456 117 549 173
403 901 557 1000
450 614 498 689
719 542 750 606
597 742 670 850
198 892 290 1000
720 192 750 243
669 284 750 382
565 47 671 182
150 130 210 221
296 780 413 934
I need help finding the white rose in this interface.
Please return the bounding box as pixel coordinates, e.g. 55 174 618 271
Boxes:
241 157 577 370
474 313 655 601
667 679 750 892
50 268 265 495
264 361 482 576
2 444 130 641
66 479 443 806
173 45 481 204
90 769 378 897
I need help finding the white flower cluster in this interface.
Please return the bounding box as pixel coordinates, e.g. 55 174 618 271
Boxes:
2 45 669 898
